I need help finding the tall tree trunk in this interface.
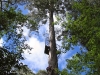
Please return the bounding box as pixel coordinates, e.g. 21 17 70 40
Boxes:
48 9 58 75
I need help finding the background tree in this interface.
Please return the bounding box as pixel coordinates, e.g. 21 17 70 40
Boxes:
16 65 35 75
66 52 99 75
0 47 31 75
0 0 36 50
0 0 36 74
36 70 47 75
0 47 18 75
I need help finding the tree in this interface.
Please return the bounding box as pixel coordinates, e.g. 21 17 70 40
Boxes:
62 0 100 74
66 52 87 75
36 70 47 75
0 0 37 55
0 47 25 75
25 0 74 75
0 0 36 50
16 65 35 75
0 0 36 74
66 51 100 75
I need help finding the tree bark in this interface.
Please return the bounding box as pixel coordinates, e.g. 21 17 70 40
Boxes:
48 9 58 75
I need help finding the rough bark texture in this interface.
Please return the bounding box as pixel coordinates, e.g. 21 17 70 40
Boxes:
48 9 58 75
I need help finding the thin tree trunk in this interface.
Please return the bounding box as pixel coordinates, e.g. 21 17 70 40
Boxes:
48 9 58 75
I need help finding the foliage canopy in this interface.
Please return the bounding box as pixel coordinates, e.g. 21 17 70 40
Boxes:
62 0 100 75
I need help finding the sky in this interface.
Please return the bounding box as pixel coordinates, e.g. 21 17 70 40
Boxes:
17 5 82 73
0 5 80 74
17 5 81 73
21 25 80 73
